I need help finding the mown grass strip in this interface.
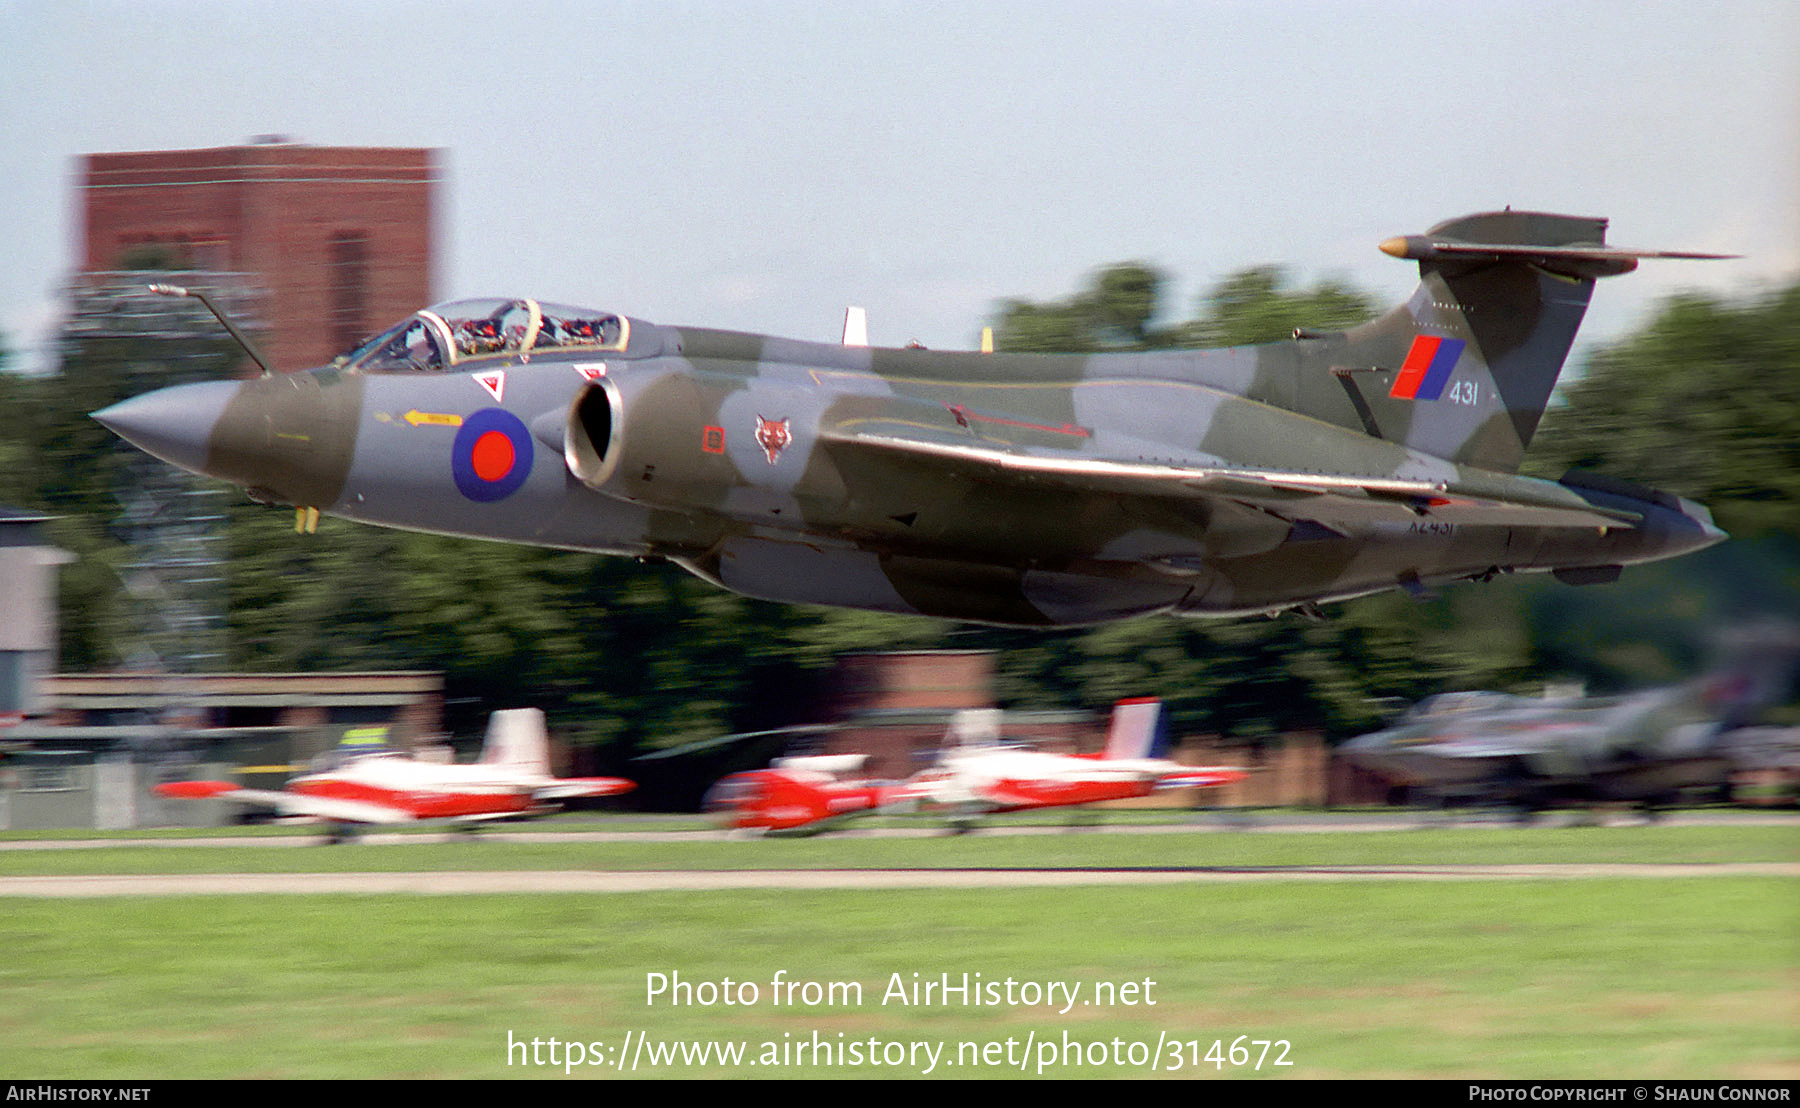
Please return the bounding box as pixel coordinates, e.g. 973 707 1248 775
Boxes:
2 879 1792 1078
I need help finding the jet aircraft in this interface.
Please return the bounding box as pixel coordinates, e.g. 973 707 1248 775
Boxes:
156 708 634 838
95 211 1728 627
1339 662 1789 821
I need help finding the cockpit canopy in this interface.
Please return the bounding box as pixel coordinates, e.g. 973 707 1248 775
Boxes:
338 298 629 373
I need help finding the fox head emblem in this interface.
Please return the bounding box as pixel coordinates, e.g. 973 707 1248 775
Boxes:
755 415 791 465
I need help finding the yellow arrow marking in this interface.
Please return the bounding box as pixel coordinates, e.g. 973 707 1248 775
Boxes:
405 410 463 427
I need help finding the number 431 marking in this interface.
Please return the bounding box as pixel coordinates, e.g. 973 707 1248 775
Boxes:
1447 380 1480 406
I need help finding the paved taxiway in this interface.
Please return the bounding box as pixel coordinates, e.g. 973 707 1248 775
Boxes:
2 811 1792 895
3 862 1797 897
2 809 1793 851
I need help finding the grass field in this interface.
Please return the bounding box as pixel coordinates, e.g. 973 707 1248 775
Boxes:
2 820 1795 1079
0 822 1793 875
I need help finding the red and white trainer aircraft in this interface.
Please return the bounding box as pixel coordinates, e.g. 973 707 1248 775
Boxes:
156 708 634 838
704 699 1244 834
703 754 909 833
907 699 1245 829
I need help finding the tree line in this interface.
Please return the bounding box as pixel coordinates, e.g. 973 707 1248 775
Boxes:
1 265 1794 759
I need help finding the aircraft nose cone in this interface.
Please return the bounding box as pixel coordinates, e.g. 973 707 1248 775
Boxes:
1338 732 1384 764
1338 731 1413 780
93 380 239 477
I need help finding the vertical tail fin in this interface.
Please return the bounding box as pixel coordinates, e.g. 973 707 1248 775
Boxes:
946 708 1003 748
478 708 552 774
1103 697 1169 759
1321 211 1730 473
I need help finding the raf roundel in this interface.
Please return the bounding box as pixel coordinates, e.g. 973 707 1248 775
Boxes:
452 408 534 502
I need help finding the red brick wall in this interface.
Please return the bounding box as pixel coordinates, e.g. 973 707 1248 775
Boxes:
82 144 437 371
827 651 994 716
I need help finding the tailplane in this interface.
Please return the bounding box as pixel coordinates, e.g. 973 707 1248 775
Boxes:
1319 211 1732 473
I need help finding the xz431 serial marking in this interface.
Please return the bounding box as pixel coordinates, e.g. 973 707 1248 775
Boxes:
1410 520 1456 537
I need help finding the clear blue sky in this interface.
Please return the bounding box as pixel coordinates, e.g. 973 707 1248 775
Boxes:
2 0 1794 372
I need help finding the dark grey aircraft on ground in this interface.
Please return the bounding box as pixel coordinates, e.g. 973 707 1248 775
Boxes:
1340 684 1756 820
95 211 1728 627
1341 627 1800 819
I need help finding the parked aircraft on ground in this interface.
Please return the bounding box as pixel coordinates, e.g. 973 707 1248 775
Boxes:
705 699 1244 834
1340 633 1797 820
703 754 907 833
155 708 634 839
907 700 1245 831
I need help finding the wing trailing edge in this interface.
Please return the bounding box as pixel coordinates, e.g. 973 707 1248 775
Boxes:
152 782 412 824
819 428 1643 531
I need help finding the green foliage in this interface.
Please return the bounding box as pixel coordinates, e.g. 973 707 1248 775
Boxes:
9 328 242 669
992 262 1378 354
993 261 1168 352
1531 281 1800 540
1517 280 1800 691
1177 266 1378 347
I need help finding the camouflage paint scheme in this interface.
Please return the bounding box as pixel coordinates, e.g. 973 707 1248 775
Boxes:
95 212 1726 627
1340 685 1740 817
1342 625 1797 816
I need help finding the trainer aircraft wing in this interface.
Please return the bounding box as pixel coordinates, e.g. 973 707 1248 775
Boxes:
155 780 413 824
533 778 636 801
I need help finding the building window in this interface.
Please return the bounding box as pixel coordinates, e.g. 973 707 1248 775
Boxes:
20 760 78 793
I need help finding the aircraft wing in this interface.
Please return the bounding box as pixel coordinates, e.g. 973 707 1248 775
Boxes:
819 430 1642 530
1151 766 1248 790
1054 760 1246 791
153 781 413 824
533 777 636 801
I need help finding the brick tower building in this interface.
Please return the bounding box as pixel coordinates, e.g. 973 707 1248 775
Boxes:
80 141 438 371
